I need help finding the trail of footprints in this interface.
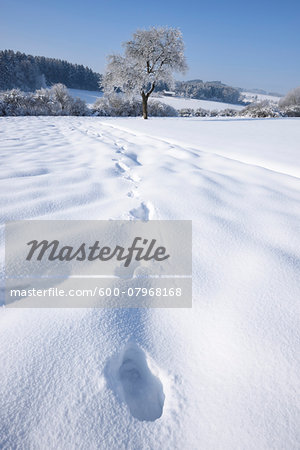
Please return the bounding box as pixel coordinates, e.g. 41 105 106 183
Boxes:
108 142 163 419
113 141 153 220
69 125 165 420
79 125 154 220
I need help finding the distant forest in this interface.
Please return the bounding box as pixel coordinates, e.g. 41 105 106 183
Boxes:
0 50 243 104
154 79 242 104
0 50 101 91
174 80 241 104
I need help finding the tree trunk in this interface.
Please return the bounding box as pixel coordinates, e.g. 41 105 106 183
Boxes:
142 93 148 119
141 83 155 119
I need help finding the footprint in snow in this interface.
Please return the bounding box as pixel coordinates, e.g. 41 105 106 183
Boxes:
115 161 130 174
106 342 165 422
129 202 153 221
115 143 126 153
124 152 142 166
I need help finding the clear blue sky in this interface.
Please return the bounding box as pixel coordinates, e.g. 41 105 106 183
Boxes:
0 0 299 93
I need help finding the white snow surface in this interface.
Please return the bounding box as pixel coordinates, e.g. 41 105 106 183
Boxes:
68 88 103 105
0 116 300 449
241 91 282 104
154 95 244 111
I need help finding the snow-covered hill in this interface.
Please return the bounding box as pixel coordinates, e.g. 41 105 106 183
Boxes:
0 116 299 449
153 95 244 111
68 88 103 105
241 91 282 104
68 88 244 111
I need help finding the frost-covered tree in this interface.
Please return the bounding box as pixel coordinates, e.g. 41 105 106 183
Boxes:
51 83 72 113
103 27 187 119
279 86 300 107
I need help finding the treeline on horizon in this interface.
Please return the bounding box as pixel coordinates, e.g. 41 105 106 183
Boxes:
1 83 299 117
174 80 241 104
0 50 246 104
153 79 242 104
0 50 101 92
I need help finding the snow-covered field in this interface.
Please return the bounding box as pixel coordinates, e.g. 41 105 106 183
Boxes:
0 116 300 449
68 88 103 105
154 95 244 111
69 88 244 111
241 91 282 104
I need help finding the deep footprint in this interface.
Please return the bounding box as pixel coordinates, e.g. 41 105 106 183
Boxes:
118 342 165 422
129 202 152 220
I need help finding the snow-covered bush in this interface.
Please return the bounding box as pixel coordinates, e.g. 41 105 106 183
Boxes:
92 94 142 116
195 108 209 117
278 87 300 116
178 108 194 117
30 88 59 115
0 89 28 115
239 101 282 118
178 107 237 118
218 108 237 117
92 97 110 116
50 83 73 114
0 85 89 116
281 105 300 117
209 110 219 117
148 100 178 117
239 95 300 118
279 86 300 107
49 85 88 115
92 94 177 117
68 97 89 116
